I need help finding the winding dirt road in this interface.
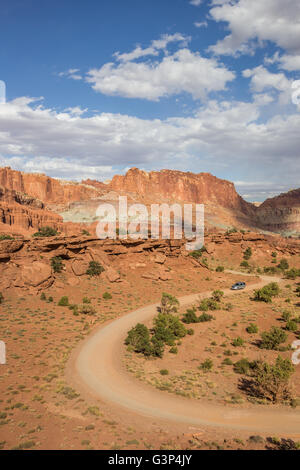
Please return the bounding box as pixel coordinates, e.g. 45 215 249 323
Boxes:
69 272 300 434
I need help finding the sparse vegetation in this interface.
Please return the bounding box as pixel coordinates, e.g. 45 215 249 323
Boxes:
253 282 280 303
260 327 287 350
33 226 58 237
86 261 105 276
58 296 69 307
51 256 64 273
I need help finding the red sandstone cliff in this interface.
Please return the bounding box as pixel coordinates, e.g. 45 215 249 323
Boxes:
109 168 255 215
256 188 300 233
0 167 102 205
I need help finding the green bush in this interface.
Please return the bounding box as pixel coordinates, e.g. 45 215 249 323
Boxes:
160 369 169 376
182 308 198 324
103 292 112 300
286 320 298 332
169 346 178 354
260 327 287 350
0 292 3 304
246 323 258 334
234 358 251 375
160 292 179 315
253 282 279 303
58 296 69 307
232 337 245 347
0 234 14 240
286 269 300 280
198 312 214 322
86 261 104 277
216 266 224 272
189 246 207 259
51 256 64 273
240 260 249 268
82 297 91 304
277 259 289 271
187 328 194 335
281 310 291 322
198 298 219 311
33 226 58 238
211 290 224 302
125 323 153 356
246 356 294 402
152 313 187 346
200 359 213 371
243 247 252 260
79 304 96 315
40 292 46 301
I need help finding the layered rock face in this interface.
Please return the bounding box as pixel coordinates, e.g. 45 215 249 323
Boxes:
110 168 255 215
0 167 102 205
256 189 300 233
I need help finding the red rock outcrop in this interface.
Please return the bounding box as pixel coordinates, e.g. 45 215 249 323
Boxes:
109 168 255 215
0 167 102 205
256 189 300 233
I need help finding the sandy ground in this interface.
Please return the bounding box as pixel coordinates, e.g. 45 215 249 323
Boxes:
67 272 300 435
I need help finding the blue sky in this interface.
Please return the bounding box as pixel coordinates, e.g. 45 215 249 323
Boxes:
0 0 299 201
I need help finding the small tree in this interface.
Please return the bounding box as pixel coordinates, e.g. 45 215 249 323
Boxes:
211 290 224 302
277 259 289 271
159 292 179 315
86 261 104 277
244 356 294 402
260 326 287 350
243 247 252 260
58 296 69 307
182 308 198 324
125 323 152 356
51 256 64 273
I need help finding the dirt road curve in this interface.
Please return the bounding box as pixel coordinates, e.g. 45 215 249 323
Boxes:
69 272 300 434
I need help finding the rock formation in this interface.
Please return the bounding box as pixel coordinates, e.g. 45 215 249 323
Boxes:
256 189 300 234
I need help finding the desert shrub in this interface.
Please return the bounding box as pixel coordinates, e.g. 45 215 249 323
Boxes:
160 369 169 376
159 292 179 315
296 286 300 297
47 296 53 303
240 260 249 268
286 269 300 280
216 266 224 272
182 308 198 324
243 356 294 402
40 292 46 301
150 336 164 358
0 292 3 304
243 247 252 260
253 282 279 303
0 234 14 240
286 320 298 332
246 323 258 334
51 256 64 273
234 358 251 375
281 310 291 322
225 303 233 311
69 304 79 315
271 252 277 258
277 259 289 271
86 261 104 277
81 229 90 236
125 324 152 356
226 227 237 235
200 359 213 371
169 346 178 354
189 246 207 259
33 226 58 238
152 313 186 346
263 266 280 275
260 327 287 350
82 297 91 304
232 337 245 347
79 304 96 315
222 357 233 365
187 328 194 335
211 290 224 302
198 312 214 322
58 296 69 307
103 292 112 300
198 298 219 311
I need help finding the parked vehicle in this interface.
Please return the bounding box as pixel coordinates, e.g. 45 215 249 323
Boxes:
231 282 246 290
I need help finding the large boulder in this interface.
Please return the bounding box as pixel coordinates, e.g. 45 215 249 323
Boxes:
19 261 53 288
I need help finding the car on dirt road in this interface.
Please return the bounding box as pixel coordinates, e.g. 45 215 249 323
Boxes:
231 282 246 290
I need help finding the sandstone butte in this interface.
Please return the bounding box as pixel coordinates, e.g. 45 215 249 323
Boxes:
0 166 299 236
